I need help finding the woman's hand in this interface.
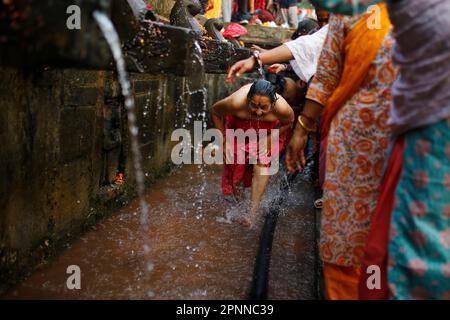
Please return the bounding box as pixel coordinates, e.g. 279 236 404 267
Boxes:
286 125 309 172
226 57 256 83
268 63 286 74
251 44 267 53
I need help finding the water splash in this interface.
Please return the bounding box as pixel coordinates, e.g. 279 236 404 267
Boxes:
93 10 153 291
257 63 265 80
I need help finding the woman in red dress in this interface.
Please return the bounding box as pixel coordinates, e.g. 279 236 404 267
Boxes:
211 80 294 226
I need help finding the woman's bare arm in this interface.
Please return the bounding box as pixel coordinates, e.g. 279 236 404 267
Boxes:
226 45 294 82
210 85 250 136
274 96 295 128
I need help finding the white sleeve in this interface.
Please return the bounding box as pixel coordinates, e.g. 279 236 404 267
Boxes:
284 24 329 82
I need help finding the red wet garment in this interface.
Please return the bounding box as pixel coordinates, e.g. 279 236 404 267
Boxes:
222 23 248 39
358 135 405 300
222 115 286 195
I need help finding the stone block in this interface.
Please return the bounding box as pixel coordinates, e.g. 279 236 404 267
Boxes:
59 107 96 164
63 87 100 107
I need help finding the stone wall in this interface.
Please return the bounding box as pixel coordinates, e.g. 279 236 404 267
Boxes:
0 66 230 291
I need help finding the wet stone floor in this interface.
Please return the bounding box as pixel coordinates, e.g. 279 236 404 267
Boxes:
4 164 319 300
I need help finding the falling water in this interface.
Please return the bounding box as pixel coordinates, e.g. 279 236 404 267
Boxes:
183 39 209 219
256 62 265 79
93 11 153 292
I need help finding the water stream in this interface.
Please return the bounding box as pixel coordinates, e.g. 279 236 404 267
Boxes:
93 11 154 295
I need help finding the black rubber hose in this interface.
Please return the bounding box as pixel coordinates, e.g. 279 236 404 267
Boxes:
249 171 299 300
249 206 279 300
249 137 317 300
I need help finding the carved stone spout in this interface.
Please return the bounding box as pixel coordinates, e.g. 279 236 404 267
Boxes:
169 0 203 36
204 18 225 42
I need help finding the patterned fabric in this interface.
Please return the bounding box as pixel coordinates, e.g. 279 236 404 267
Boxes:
387 0 450 135
320 2 391 137
307 14 397 267
358 135 405 300
388 118 450 300
308 0 450 135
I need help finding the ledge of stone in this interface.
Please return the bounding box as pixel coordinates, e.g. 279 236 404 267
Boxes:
223 23 294 48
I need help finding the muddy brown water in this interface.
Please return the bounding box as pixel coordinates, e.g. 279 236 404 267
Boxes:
3 164 319 300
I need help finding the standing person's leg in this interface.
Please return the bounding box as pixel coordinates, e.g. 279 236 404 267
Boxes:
200 0 209 14
280 7 289 25
222 0 232 22
237 0 247 13
287 4 298 28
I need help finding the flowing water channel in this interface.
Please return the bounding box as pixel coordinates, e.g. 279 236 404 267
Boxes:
4 165 319 299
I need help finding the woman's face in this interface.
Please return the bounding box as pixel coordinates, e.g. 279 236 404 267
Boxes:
248 95 273 117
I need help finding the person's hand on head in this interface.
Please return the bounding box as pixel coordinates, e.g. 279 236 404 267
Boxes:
226 57 256 83
268 64 286 74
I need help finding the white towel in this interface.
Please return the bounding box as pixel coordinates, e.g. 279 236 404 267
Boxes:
284 24 329 82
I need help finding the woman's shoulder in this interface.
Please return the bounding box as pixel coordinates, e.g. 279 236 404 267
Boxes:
274 93 289 109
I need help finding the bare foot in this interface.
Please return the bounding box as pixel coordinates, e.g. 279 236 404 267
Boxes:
236 209 260 228
237 216 253 227
233 186 245 203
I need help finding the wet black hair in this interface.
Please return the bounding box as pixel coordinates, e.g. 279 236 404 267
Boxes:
265 73 286 95
247 79 278 104
291 18 320 40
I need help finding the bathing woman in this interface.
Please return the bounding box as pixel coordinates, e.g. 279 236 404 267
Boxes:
210 79 294 226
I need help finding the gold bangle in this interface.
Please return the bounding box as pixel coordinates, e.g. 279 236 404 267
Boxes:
297 115 316 133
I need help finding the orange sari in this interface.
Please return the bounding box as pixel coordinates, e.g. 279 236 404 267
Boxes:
321 3 391 137
318 4 391 300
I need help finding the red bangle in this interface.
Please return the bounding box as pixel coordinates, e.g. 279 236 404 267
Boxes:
300 112 314 123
